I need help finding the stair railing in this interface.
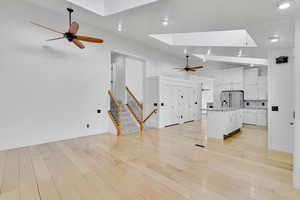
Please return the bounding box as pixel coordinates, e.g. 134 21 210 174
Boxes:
143 108 158 124
108 90 121 136
125 86 158 131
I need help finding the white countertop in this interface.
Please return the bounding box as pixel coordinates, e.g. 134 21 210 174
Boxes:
202 107 267 112
202 108 242 112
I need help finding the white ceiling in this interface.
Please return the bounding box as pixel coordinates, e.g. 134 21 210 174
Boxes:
25 0 300 61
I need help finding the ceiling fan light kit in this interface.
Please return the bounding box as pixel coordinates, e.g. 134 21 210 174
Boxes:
31 8 104 49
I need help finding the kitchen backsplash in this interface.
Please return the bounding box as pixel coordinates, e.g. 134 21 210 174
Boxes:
243 100 268 109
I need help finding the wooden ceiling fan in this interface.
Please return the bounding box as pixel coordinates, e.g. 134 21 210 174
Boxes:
30 8 104 49
174 55 203 72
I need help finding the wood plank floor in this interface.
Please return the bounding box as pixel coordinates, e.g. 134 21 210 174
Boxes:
0 120 299 200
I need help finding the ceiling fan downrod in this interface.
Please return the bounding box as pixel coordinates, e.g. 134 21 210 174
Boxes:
67 8 74 28
186 55 189 67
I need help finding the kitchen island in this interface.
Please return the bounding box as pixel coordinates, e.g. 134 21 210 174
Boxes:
207 108 243 139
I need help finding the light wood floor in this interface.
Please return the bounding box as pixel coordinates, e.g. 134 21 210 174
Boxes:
0 121 299 200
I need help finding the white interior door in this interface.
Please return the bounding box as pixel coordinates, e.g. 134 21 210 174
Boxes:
192 87 202 120
177 87 185 123
169 86 179 125
183 87 193 122
160 84 172 126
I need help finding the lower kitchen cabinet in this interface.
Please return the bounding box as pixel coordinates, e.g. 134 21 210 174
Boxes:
256 110 267 126
243 110 257 125
207 109 243 139
243 109 267 127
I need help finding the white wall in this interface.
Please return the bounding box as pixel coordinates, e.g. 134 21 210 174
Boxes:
125 57 144 102
294 19 300 190
268 49 294 154
0 0 182 150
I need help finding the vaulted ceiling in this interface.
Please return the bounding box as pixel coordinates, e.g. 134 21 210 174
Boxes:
25 0 299 60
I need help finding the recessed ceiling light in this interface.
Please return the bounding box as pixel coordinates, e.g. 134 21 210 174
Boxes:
162 17 169 26
184 48 188 55
238 49 243 57
269 35 280 43
117 23 123 32
207 48 211 56
278 1 294 10
162 21 168 26
250 64 255 67
198 54 206 62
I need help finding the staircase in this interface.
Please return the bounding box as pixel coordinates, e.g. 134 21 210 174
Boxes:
108 88 158 136
119 104 140 134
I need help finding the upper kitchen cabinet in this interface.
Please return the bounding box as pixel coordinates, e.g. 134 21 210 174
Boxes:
257 76 268 100
214 67 244 91
244 68 258 85
244 84 258 100
244 68 267 100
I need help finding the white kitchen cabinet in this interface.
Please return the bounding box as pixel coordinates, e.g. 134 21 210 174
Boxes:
257 76 268 100
243 109 267 127
256 110 267 127
231 82 244 90
207 109 243 139
244 84 258 100
243 109 257 125
244 68 258 85
214 67 244 90
258 84 267 100
145 76 202 128
244 69 268 100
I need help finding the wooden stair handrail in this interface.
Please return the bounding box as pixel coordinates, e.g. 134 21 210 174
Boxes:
143 109 158 124
108 90 121 112
108 111 121 136
125 86 143 109
108 91 122 136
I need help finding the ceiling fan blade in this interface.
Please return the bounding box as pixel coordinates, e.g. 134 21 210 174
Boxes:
76 35 104 43
174 68 186 71
173 67 185 69
46 37 65 41
30 21 64 34
69 21 79 34
189 69 197 72
73 39 85 49
189 66 204 70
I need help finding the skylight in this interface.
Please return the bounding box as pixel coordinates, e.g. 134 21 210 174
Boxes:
193 54 268 66
149 30 257 47
67 0 159 16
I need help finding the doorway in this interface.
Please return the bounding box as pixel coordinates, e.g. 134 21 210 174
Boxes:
110 52 145 104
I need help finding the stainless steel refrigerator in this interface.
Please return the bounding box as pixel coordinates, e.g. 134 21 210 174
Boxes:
220 90 244 109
